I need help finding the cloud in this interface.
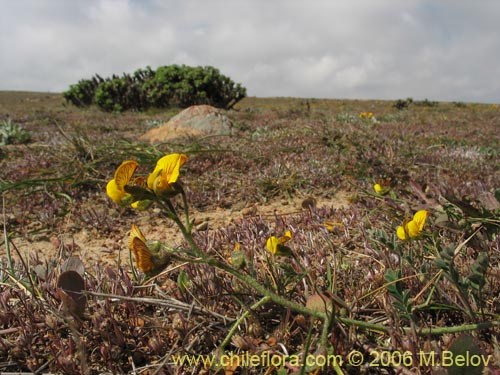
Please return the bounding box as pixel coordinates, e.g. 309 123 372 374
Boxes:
1 0 499 103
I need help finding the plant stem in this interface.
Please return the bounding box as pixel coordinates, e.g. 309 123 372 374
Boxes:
320 309 336 348
186 254 326 321
218 296 271 351
180 189 192 234
410 320 500 335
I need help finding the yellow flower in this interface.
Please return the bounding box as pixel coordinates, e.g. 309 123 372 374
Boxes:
106 160 138 204
129 224 170 275
129 224 154 273
373 178 391 195
323 221 343 232
147 153 187 196
106 153 188 206
397 210 429 240
266 230 293 256
374 183 384 194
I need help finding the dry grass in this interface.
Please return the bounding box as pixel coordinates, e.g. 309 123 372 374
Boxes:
1 92 499 374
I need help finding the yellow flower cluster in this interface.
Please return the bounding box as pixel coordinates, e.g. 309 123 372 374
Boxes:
106 153 187 208
359 111 374 119
106 153 187 274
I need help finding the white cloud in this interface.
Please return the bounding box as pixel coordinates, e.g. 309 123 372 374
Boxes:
1 0 499 102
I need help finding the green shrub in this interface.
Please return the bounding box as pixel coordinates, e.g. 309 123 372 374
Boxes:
415 98 439 107
62 76 103 107
453 101 467 108
144 64 186 108
63 65 246 112
145 65 246 109
393 98 413 110
0 118 31 145
94 75 148 112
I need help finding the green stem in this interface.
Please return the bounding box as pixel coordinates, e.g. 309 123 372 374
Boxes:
180 189 192 234
336 317 388 333
173 216 206 259
410 320 500 335
336 317 500 336
191 255 326 321
218 296 271 351
320 309 336 348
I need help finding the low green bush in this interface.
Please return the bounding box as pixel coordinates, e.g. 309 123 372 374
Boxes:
0 118 31 145
63 65 246 112
63 76 104 107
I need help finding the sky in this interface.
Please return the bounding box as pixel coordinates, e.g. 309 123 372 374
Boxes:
1 1 499 103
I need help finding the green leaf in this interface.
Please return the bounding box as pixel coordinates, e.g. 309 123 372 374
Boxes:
177 270 191 292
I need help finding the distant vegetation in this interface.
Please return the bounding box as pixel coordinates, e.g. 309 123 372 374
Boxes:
393 97 440 110
63 65 247 112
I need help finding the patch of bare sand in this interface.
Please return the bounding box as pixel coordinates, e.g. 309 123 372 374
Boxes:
8 192 351 268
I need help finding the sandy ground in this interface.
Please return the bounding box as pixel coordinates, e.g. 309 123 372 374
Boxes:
8 193 351 269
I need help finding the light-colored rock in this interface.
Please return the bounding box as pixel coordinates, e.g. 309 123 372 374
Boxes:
140 105 233 143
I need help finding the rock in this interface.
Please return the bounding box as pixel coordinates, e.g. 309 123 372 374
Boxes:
139 105 233 143
301 197 317 209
